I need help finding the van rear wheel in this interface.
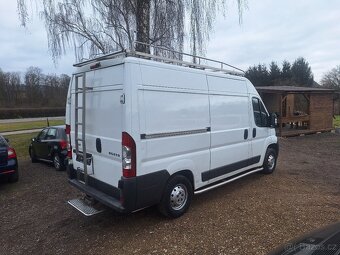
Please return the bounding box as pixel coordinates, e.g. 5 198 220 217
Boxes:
158 175 193 218
262 148 277 174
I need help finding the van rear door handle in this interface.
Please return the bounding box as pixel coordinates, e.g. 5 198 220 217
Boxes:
244 129 248 140
252 128 256 138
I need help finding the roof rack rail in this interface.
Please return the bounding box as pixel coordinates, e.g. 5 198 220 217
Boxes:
73 42 245 76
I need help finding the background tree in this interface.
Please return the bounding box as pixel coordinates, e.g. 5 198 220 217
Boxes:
291 57 314 87
25 66 43 106
269 61 281 86
245 64 270 87
0 66 70 108
245 58 315 87
17 0 247 62
281 60 292 82
321 65 340 90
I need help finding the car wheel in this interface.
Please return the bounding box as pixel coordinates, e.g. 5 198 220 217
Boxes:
8 169 19 183
262 148 277 174
29 147 38 163
53 154 65 171
158 175 193 218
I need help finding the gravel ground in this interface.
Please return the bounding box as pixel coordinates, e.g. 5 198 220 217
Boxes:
0 133 339 255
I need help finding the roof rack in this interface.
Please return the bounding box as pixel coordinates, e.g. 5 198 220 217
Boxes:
73 42 245 76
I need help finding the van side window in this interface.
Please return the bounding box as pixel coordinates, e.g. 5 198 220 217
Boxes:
252 97 268 127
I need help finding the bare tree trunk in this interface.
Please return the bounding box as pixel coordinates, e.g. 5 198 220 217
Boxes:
136 0 151 53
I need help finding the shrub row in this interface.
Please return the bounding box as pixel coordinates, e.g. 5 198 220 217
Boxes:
0 108 65 119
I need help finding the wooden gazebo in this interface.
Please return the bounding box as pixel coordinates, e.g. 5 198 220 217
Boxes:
257 86 335 137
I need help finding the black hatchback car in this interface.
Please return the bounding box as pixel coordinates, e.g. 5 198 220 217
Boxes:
29 125 68 171
0 135 19 182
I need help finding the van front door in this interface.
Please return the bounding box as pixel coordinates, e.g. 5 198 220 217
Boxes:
250 97 270 168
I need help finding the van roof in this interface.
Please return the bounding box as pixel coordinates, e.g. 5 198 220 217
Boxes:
73 49 245 77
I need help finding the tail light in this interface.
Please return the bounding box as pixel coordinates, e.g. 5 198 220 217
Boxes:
122 132 136 178
65 124 72 158
8 148 17 159
60 140 67 150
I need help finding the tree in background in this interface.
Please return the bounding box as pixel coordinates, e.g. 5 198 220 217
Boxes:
269 61 281 86
281 60 292 83
321 65 340 90
17 0 247 62
245 57 315 87
291 57 314 87
245 64 270 87
25 67 43 106
0 67 70 108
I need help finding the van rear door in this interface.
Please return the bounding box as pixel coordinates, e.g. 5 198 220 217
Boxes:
71 65 124 188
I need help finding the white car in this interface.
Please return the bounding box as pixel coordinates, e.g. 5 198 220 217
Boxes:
65 48 278 218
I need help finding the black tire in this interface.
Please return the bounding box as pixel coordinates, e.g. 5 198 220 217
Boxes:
29 147 38 163
8 169 19 183
262 148 277 174
158 175 193 218
53 154 65 171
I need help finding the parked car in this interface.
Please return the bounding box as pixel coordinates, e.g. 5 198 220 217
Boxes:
269 221 340 255
29 125 68 171
66 48 278 218
0 135 18 183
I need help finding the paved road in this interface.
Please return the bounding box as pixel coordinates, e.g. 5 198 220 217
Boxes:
1 128 43 136
0 116 65 124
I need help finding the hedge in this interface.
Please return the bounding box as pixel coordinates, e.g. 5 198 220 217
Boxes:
0 108 65 119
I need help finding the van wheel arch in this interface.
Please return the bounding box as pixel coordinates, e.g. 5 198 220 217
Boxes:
268 143 279 156
174 170 195 190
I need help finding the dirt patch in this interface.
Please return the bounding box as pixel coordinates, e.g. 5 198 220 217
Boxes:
0 133 339 255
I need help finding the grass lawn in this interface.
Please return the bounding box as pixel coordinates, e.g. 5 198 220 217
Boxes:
0 119 64 132
3 132 39 160
334 115 340 128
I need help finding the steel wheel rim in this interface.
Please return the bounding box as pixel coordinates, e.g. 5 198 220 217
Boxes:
170 184 188 211
54 156 60 169
267 154 275 170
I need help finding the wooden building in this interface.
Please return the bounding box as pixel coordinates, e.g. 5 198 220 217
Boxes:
256 86 335 137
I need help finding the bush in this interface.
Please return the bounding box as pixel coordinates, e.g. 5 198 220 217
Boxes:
0 108 65 119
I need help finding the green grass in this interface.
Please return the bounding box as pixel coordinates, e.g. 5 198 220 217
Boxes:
3 132 39 159
0 119 64 132
334 115 340 128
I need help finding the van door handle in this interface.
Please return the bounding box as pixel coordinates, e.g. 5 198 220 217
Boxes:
244 129 248 140
252 128 256 138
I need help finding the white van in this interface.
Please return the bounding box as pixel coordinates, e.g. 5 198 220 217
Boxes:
65 48 278 218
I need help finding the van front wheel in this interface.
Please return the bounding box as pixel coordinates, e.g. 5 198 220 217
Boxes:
262 148 277 174
158 175 193 218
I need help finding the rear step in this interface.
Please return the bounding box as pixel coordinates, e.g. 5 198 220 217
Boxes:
68 198 105 216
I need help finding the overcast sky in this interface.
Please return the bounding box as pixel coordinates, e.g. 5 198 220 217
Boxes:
0 0 339 82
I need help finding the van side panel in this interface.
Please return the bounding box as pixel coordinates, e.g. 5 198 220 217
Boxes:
71 65 124 188
206 76 252 182
138 64 211 189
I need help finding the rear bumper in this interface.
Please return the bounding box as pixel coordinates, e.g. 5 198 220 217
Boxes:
0 159 18 175
68 179 125 212
67 164 169 213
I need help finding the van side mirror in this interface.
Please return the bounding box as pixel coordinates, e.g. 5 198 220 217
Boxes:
269 113 277 128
